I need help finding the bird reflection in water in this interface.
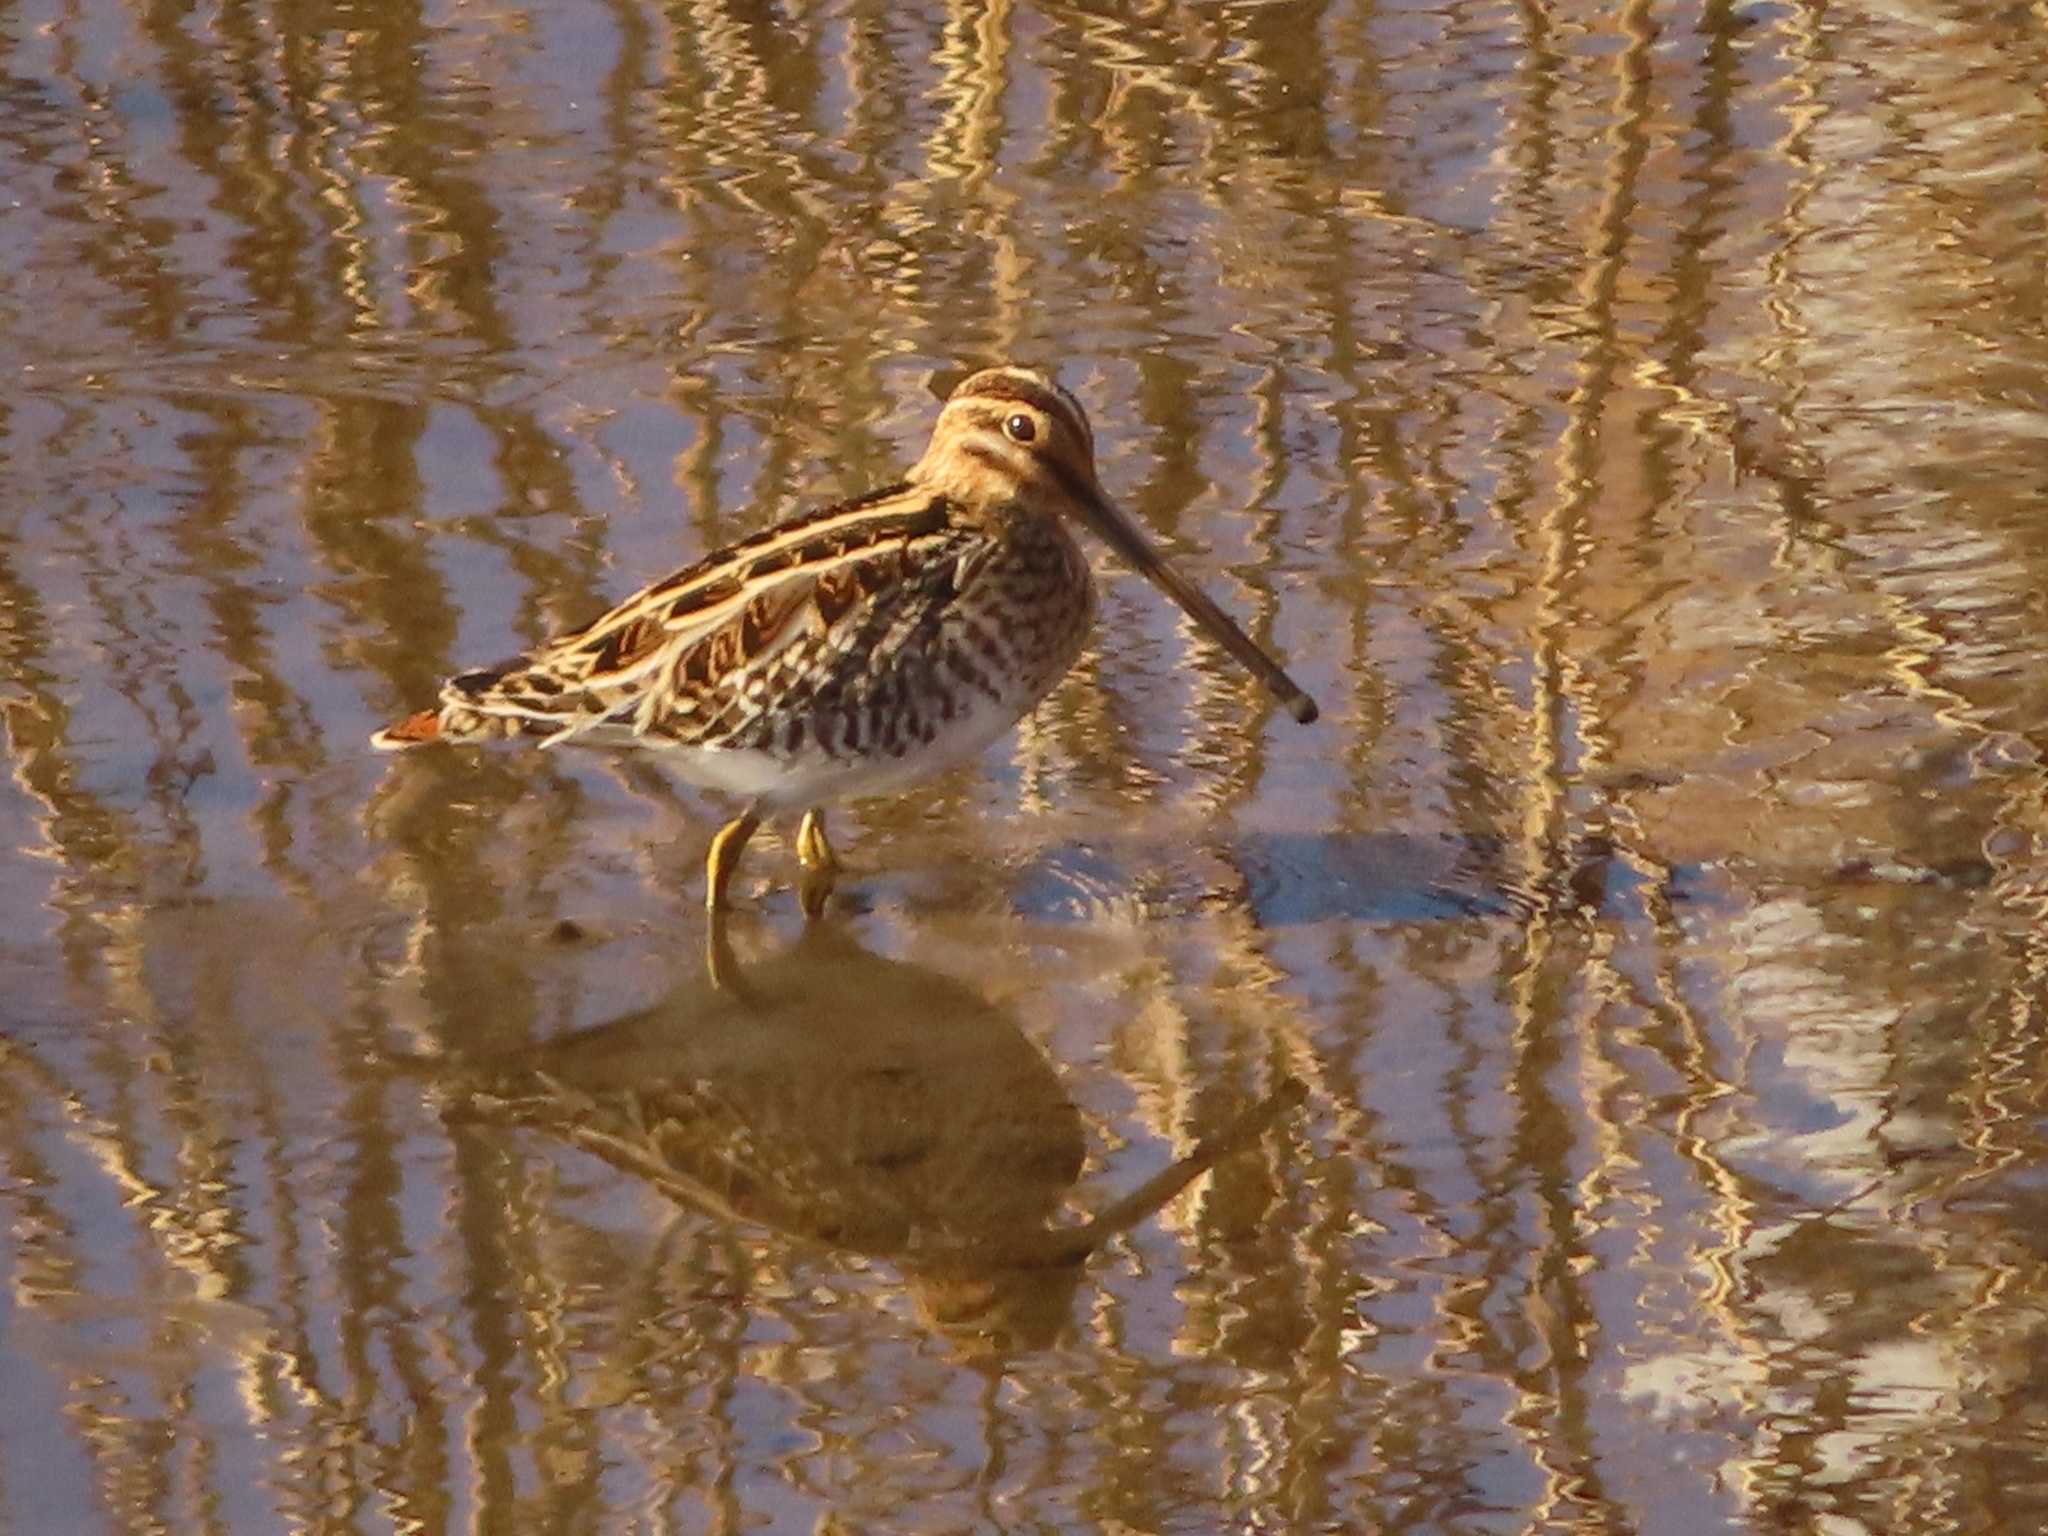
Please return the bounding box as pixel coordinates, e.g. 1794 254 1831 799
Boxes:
449 924 1304 1357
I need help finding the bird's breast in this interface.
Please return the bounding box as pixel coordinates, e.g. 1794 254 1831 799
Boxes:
960 510 1095 694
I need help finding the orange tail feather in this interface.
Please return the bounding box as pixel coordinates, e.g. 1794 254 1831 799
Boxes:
370 709 444 750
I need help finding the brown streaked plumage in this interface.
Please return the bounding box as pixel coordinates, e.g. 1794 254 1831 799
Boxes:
372 366 1317 915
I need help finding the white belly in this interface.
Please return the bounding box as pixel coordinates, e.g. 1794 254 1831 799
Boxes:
655 687 1034 814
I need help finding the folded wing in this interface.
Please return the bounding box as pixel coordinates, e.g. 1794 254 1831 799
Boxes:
377 485 981 754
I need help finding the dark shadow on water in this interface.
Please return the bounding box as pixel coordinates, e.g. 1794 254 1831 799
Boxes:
1004 829 1738 928
1006 830 1529 925
439 923 1303 1361
1232 831 1527 925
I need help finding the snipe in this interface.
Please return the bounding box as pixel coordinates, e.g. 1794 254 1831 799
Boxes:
373 366 1317 913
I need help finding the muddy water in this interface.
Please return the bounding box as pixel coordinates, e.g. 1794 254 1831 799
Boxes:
4 2 2048 1532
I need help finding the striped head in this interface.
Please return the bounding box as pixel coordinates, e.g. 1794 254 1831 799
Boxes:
910 366 1100 514
913 364 1320 726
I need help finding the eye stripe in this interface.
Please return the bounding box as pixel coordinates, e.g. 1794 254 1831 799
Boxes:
951 369 1092 450
961 440 1027 481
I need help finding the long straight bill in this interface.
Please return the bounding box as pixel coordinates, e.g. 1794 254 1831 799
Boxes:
1081 492 1319 724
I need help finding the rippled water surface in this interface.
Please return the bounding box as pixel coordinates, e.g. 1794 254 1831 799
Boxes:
5 2 2048 1532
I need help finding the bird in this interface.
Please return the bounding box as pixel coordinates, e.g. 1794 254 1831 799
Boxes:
372 365 1317 916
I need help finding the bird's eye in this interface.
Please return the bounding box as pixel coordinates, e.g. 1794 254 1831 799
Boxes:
1003 413 1037 444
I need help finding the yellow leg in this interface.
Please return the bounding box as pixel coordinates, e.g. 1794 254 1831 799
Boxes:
795 808 838 920
705 917 742 993
705 810 761 915
795 809 838 873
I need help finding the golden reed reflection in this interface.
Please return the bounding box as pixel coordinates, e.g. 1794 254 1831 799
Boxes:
5 0 2048 1530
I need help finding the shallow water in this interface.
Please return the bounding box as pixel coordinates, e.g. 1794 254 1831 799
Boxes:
4 1 2048 1531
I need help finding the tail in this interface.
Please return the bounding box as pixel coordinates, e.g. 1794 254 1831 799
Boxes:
370 709 448 751
370 655 572 752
